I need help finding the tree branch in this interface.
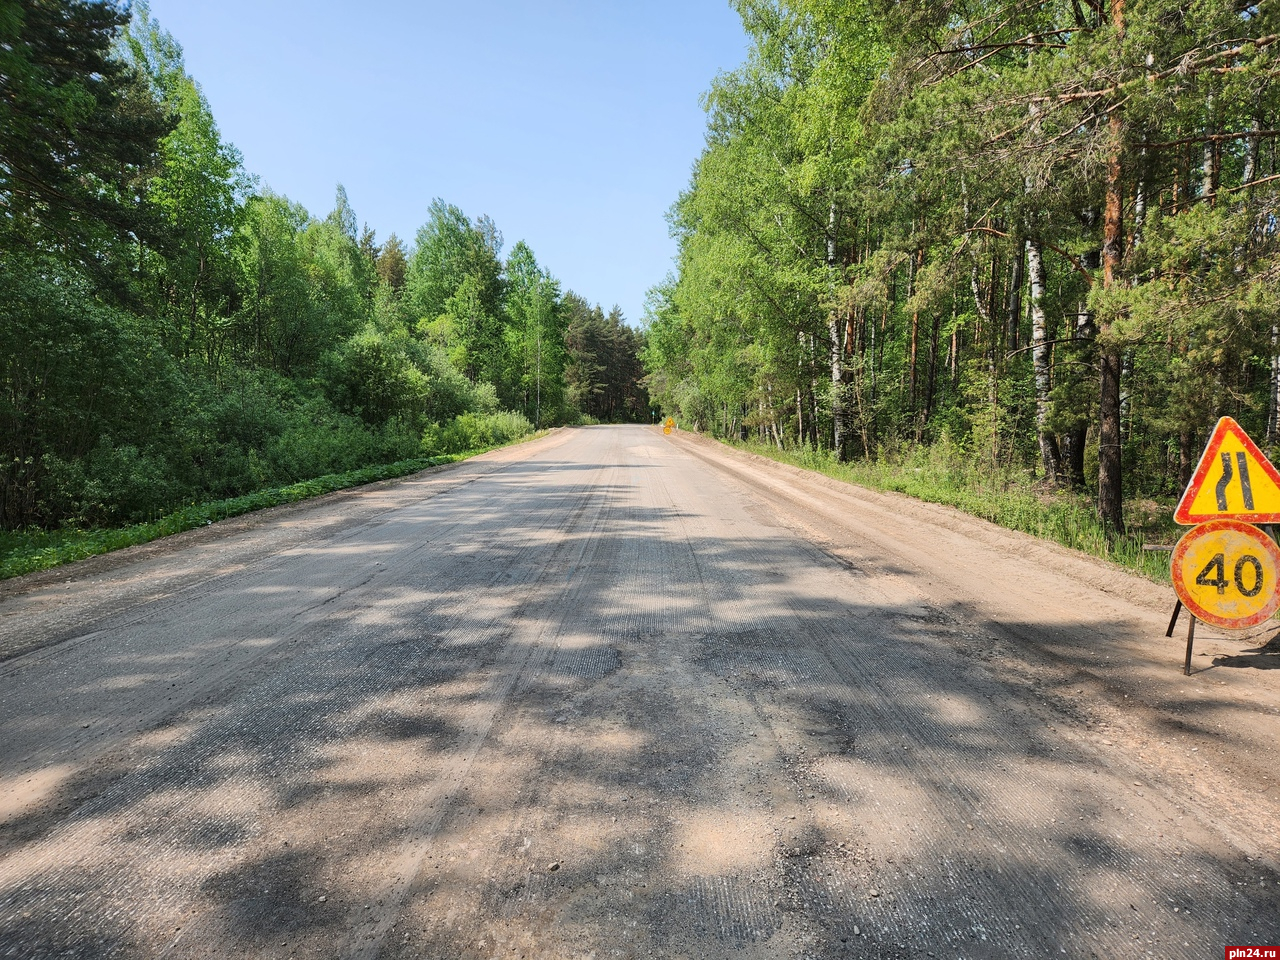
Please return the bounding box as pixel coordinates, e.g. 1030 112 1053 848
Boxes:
1138 128 1280 149
964 226 1095 286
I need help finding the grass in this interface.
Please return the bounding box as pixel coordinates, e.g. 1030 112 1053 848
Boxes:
729 439 1180 584
1 452 474 582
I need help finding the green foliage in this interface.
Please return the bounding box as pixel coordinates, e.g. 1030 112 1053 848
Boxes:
376 232 409 294
323 325 429 425
0 251 186 527
260 413 420 487
502 241 566 426
41 440 180 529
0 0 172 276
0 2 647 545
565 294 648 422
233 192 316 371
421 412 534 456
122 4 250 364
646 0 1280 533
406 201 507 383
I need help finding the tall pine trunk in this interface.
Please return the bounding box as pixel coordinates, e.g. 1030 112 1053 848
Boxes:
1097 0 1126 537
908 247 921 411
1242 124 1280 446
1179 429 1198 489
1006 238 1023 352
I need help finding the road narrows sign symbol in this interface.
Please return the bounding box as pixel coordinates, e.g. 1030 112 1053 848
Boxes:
1174 416 1280 524
1171 519 1280 629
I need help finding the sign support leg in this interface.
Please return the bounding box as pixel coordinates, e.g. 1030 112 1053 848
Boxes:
1183 615 1196 676
1165 598 1183 638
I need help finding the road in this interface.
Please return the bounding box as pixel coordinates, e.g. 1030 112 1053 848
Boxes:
1 424 1278 959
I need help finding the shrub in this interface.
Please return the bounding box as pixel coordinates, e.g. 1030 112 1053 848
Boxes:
422 411 533 455
41 440 180 527
266 407 419 482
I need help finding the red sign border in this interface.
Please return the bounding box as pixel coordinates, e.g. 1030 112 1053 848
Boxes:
1171 519 1280 629
1175 417 1280 525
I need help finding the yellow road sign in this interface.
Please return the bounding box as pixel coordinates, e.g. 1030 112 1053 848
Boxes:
663 425 672 435
1175 416 1280 524
1171 519 1280 629
665 417 675 429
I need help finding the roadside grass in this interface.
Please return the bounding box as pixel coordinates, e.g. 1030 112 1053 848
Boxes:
731 439 1180 583
0 437 540 581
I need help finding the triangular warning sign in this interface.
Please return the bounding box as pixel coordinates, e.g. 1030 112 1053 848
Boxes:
1175 417 1280 524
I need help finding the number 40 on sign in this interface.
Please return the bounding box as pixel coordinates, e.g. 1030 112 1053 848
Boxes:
1171 519 1280 629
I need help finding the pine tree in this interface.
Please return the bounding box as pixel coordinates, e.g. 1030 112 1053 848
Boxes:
0 0 172 273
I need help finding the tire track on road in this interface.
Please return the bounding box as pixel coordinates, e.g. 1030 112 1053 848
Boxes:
662 429 1280 956
0 439 606 958
340 443 627 960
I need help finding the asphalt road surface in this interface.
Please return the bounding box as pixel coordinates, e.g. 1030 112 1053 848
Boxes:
1 424 1279 959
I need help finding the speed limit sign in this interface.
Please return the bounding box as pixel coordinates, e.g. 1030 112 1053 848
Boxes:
1171 519 1280 629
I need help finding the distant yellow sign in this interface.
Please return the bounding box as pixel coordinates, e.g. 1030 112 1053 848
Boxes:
1175 417 1280 524
1171 519 1280 629
663 425 672 435
665 417 675 428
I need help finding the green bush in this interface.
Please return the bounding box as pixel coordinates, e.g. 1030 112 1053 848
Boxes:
421 411 533 455
264 406 419 483
320 325 429 426
41 440 181 527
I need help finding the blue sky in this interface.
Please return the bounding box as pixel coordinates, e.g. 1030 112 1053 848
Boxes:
142 1 750 326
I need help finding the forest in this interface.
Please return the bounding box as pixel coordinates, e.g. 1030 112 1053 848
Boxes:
643 0 1280 538
0 0 648 534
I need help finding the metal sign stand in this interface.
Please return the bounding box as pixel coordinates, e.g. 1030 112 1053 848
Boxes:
1165 598 1182 637
1162 598 1197 676
1184 613 1196 676
1146 542 1196 674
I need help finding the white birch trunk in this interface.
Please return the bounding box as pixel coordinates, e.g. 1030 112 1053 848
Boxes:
1269 330 1280 444
827 201 845 459
1027 240 1060 482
